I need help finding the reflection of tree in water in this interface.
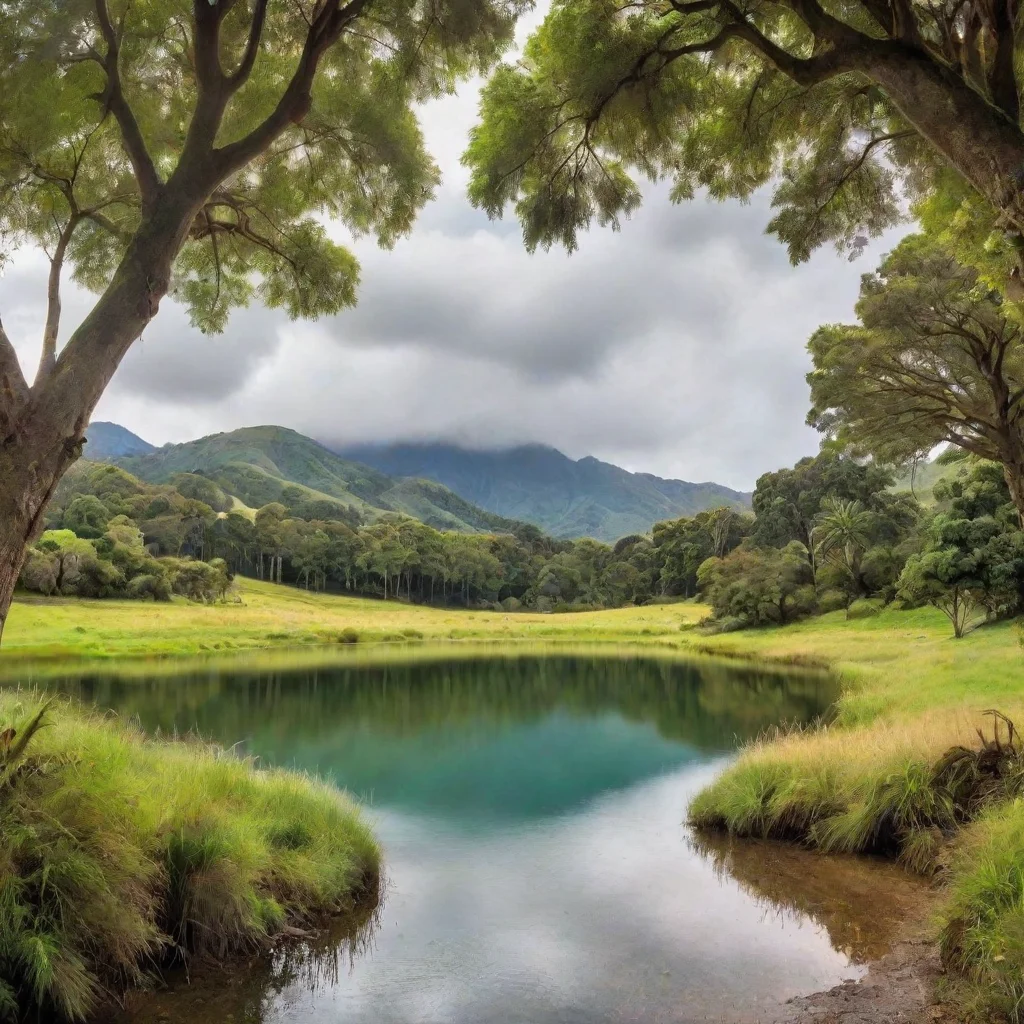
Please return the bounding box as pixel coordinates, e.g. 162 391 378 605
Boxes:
116 894 383 1024
45 655 837 754
689 832 928 964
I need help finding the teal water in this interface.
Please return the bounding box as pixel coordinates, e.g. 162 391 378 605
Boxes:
35 653 922 1024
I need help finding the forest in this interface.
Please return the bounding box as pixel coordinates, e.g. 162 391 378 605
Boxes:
22 441 1023 642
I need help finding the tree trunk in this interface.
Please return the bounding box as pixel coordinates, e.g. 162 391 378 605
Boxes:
0 184 208 643
867 50 1024 232
0 434 83 643
1002 453 1024 528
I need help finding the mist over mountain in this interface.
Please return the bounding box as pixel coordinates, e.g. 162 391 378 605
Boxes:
336 441 751 541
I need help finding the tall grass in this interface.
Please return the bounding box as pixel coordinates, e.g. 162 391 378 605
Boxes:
940 801 1024 1020
0 691 380 1021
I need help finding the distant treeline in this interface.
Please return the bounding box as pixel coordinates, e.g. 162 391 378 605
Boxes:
21 450 1024 636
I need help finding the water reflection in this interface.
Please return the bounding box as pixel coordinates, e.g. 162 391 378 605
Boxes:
690 833 927 964
22 654 923 1024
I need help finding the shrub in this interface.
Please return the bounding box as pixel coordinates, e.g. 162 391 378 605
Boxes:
815 588 849 614
847 598 881 619
127 573 172 602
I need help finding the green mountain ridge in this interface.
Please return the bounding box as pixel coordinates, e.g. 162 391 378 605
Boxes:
336 441 752 541
108 425 527 534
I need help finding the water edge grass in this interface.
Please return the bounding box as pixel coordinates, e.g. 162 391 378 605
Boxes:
0 690 380 1022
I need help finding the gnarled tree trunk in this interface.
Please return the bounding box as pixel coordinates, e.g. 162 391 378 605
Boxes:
0 429 84 643
0 188 202 643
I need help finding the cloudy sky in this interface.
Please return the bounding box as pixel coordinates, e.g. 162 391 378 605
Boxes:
0 16 906 492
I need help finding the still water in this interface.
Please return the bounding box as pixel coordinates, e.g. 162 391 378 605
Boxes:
32 652 922 1024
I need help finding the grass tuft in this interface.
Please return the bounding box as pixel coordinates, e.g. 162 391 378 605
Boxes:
0 692 379 1022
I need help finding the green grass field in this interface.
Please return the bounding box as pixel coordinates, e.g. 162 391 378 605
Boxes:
5 582 1024 1019
1 579 708 662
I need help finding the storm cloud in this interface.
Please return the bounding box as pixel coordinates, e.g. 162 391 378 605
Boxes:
0 49 906 492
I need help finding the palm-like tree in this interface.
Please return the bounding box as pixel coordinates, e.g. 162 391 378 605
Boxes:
815 498 874 605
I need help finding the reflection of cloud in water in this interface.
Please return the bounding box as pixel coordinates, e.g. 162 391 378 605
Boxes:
117 759 921 1024
249 764 865 1024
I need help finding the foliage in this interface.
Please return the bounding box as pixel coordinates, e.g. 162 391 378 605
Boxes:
898 462 1024 637
463 0 1024 290
697 541 815 627
0 0 526 333
807 235 1024 516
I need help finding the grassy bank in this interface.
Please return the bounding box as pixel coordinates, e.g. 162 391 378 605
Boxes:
0 691 380 1022
687 610 1024 1019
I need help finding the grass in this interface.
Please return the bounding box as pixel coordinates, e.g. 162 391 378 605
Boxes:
1 579 707 663
0 690 379 1022
684 610 1024 1020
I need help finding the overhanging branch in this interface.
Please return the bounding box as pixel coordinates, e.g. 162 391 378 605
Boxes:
94 0 161 205
213 0 375 177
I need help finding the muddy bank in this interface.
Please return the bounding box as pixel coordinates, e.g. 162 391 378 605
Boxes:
775 905 946 1024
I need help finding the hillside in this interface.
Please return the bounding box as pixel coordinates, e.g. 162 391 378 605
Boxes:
336 441 751 540
112 426 526 534
84 421 156 460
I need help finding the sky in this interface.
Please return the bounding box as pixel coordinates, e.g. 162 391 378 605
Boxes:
0 14 907 492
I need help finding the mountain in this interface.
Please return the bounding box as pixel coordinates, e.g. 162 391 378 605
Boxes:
84 422 156 461
335 441 751 541
111 426 526 534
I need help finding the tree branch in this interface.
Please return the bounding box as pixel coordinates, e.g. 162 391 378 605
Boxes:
94 0 162 206
36 216 80 386
227 0 271 91
212 0 375 177
0 318 28 434
985 0 1019 121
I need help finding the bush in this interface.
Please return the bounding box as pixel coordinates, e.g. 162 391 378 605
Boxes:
0 693 380 1022
698 541 814 629
815 588 849 614
127 573 172 602
847 598 882 619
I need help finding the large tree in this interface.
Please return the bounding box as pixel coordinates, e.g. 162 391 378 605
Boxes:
0 0 522 641
807 235 1024 520
463 0 1024 279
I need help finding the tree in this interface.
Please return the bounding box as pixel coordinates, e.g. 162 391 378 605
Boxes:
697 541 814 628
808 235 1024 521
0 0 523 643
62 495 112 539
751 450 893 580
814 497 874 610
465 0 1024 283
898 462 1024 635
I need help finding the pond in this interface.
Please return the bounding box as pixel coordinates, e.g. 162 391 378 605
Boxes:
23 651 924 1024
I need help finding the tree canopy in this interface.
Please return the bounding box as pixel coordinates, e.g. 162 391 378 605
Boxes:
807 235 1024 517
464 0 1024 286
